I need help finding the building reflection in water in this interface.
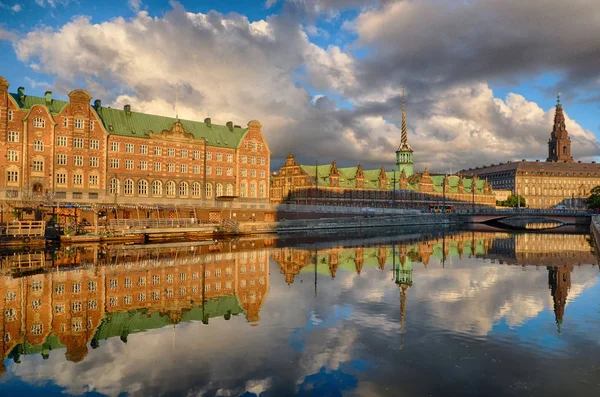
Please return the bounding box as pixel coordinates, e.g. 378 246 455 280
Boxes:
271 231 598 348
0 238 274 377
1 231 597 378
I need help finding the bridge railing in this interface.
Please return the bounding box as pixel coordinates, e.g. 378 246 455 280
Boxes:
456 208 594 215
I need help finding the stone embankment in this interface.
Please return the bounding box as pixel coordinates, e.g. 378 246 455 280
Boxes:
590 216 600 250
235 213 461 234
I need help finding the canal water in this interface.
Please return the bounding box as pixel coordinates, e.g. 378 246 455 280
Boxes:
1 229 600 397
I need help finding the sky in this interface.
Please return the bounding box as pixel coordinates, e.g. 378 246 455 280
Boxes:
1 0 600 172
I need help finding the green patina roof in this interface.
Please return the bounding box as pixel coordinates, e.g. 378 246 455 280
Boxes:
96 107 248 149
94 295 244 341
9 92 248 149
10 93 69 114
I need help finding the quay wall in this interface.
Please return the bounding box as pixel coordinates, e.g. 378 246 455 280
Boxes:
238 213 462 234
590 216 600 252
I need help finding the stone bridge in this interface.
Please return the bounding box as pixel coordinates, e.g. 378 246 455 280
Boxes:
459 209 593 226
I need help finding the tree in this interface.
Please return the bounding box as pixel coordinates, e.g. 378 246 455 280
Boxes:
586 186 600 209
499 194 526 207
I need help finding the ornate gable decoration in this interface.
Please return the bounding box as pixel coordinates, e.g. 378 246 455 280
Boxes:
330 160 339 176
149 120 196 142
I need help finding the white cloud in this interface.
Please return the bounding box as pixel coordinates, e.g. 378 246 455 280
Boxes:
34 0 69 7
129 0 142 13
0 2 21 12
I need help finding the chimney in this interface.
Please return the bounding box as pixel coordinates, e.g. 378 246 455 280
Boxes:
94 99 101 109
45 91 52 105
18 86 24 102
204 118 211 127
124 104 131 115
226 121 233 131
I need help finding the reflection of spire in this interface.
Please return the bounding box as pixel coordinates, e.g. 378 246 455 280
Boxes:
314 249 318 297
548 265 573 332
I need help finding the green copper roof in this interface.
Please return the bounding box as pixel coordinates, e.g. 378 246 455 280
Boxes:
94 295 244 341
96 107 248 149
10 93 69 114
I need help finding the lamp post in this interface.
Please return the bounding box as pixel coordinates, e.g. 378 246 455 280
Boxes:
393 169 396 209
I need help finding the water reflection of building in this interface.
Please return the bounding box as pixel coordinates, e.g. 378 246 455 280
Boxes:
548 265 573 331
0 240 272 374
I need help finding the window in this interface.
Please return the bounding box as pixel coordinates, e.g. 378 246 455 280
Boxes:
72 301 82 312
110 142 120 152
226 167 233 176
180 164 188 173
140 160 148 170
250 156 257 165
167 148 175 157
226 184 234 196
179 287 186 296
154 146 162 155
109 297 118 307
75 119 84 129
152 180 162 196
73 138 83 148
72 283 81 293
216 183 223 197
166 181 176 196
180 273 186 281
140 145 148 154
152 291 160 301
74 155 83 166
250 169 256 177
126 143 134 153
260 170 266 178
31 280 43 292
250 182 256 197
206 152 212 160
167 274 174 284
205 183 212 198
7 170 18 183
216 167 222 176
138 293 146 302
88 300 98 309
152 275 160 285
55 284 65 295
63 117 68 127
138 179 148 195
126 159 134 170
259 157 266 165
8 110 13 121
8 131 18 142
124 278 133 289
193 150 201 160
241 169 247 177
204 284 211 292
55 304 65 314
179 181 188 196
259 182 266 198
89 174 98 187
72 173 82 186
7 150 18 162
167 163 175 172
32 299 42 309
110 158 119 168
241 182 247 197
109 279 118 289
166 289 174 299
33 117 45 128
33 140 44 151
241 155 247 163
216 153 223 161
90 120 95 130
215 269 222 277
90 139 99 150
181 149 188 158
31 324 43 335
153 162 162 172
192 182 201 197
138 276 146 286
124 179 134 195
206 166 212 175
88 281 97 292
193 165 200 174
57 154 67 165
89 157 99 167
109 178 119 195
32 159 44 172
226 154 233 162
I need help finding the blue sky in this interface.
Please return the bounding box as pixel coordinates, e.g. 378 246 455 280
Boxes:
1 0 599 170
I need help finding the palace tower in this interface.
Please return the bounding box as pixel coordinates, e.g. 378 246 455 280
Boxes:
396 88 414 177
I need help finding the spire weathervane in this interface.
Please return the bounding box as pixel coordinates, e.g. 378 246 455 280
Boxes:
557 91 561 107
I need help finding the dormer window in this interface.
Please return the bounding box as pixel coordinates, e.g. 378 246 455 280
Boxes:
33 117 45 128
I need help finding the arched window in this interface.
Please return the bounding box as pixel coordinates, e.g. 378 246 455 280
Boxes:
205 183 213 198
109 178 119 195
179 181 189 197
152 180 162 196
259 182 266 198
250 182 257 197
166 181 176 196
192 182 201 197
226 183 233 196
138 179 148 196
563 146 567 155
216 183 223 197
33 140 44 152
124 179 134 195
33 117 45 128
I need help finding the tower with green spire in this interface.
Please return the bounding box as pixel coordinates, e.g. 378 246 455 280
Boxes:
396 87 414 177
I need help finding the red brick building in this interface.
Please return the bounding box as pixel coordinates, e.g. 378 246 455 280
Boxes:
0 77 270 212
